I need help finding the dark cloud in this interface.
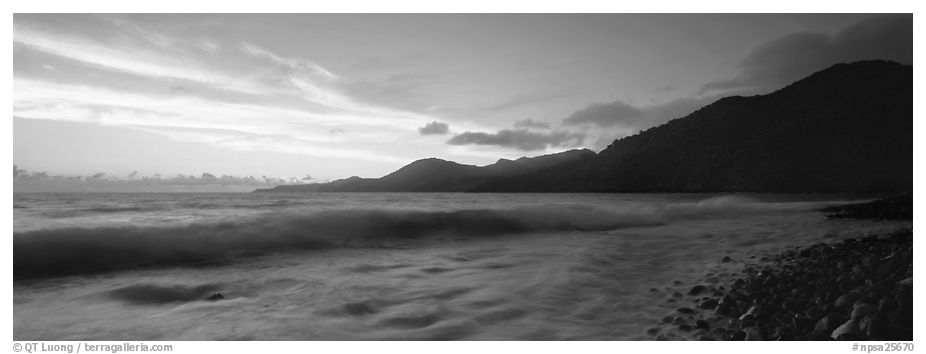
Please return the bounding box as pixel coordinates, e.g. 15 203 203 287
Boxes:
562 101 644 128
562 96 716 131
418 121 449 135
701 14 912 94
513 118 551 130
446 129 584 151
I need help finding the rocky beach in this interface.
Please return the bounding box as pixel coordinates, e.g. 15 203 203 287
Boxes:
648 194 914 341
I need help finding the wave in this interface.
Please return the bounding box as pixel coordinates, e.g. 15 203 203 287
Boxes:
13 196 784 279
107 283 223 305
42 206 165 218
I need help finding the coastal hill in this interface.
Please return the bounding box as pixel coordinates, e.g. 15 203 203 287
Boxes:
259 149 596 192
257 60 912 194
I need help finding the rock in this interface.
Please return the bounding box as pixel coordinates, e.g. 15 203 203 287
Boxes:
688 285 707 296
814 313 843 334
743 327 763 341
672 292 684 298
834 292 860 309
697 335 714 341
206 293 224 301
729 330 747 340
772 326 794 340
830 319 860 339
714 295 740 317
836 333 862 341
678 324 693 331
677 307 697 315
878 297 898 313
805 306 827 320
792 313 815 333
739 305 761 320
646 327 660 336
699 298 719 310
740 315 757 329
851 303 877 320
694 320 710 330
721 256 733 263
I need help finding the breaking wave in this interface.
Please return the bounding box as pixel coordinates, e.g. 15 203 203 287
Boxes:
14 196 783 279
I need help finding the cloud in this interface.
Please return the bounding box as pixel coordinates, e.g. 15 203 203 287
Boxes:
513 118 551 130
13 167 309 193
418 121 449 135
446 129 584 152
561 96 715 131
562 101 644 128
13 23 265 95
701 14 912 94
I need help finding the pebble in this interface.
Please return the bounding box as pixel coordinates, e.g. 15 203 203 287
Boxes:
831 319 860 339
834 292 860 309
743 327 763 341
651 225 912 341
677 307 697 315
688 285 707 296
699 298 719 310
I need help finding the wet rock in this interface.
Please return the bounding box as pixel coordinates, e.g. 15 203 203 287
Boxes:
877 297 898 313
851 303 876 320
729 330 747 341
830 319 860 339
739 305 761 321
792 314 815 333
805 306 826 320
834 292 860 309
688 285 707 296
836 333 862 341
714 295 740 317
699 298 719 310
772 326 793 340
677 307 697 315
743 327 763 341
739 315 757 329
813 313 843 334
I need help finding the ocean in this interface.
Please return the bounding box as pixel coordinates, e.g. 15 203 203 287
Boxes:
12 193 909 340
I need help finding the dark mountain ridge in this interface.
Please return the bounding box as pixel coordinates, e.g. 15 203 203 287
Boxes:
258 60 912 194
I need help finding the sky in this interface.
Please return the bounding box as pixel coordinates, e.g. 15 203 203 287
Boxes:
13 14 912 181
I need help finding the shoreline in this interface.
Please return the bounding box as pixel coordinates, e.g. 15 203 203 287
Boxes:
648 194 913 341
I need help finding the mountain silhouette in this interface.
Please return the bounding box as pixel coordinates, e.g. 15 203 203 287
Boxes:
258 60 912 193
